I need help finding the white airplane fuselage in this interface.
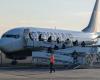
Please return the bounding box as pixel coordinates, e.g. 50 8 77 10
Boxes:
0 27 98 53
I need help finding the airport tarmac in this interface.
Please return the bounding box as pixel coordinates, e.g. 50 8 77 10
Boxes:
0 68 100 80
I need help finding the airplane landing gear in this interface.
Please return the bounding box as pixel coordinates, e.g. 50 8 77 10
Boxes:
11 59 18 65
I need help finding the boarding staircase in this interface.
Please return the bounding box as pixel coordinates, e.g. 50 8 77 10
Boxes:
32 46 98 67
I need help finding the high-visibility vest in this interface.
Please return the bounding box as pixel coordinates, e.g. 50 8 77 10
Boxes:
50 54 55 64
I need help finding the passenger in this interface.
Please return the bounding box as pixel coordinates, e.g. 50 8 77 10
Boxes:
75 40 78 46
71 50 79 64
49 54 55 73
56 37 60 43
54 45 59 50
47 36 52 42
73 40 78 46
73 41 75 46
62 43 66 49
38 34 42 41
65 38 70 44
81 41 86 47
47 47 52 53
65 38 72 46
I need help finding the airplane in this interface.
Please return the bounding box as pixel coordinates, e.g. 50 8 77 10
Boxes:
0 0 99 64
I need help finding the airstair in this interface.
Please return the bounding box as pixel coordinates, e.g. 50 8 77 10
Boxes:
32 46 98 66
32 51 73 65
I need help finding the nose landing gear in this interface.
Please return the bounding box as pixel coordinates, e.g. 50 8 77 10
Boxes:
11 59 18 65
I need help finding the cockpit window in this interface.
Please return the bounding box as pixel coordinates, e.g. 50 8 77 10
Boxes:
2 34 20 39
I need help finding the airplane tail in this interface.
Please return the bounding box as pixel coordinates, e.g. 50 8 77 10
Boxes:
82 0 99 33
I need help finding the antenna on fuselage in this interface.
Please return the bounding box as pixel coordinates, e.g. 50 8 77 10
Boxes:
54 26 56 30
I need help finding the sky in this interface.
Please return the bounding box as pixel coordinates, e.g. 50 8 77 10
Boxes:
0 0 100 36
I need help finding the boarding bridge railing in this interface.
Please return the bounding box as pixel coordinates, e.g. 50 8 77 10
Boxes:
55 46 98 55
23 30 72 48
32 46 98 66
24 38 72 49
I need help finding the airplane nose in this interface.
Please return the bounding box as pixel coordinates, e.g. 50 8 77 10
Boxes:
0 38 23 53
0 38 15 52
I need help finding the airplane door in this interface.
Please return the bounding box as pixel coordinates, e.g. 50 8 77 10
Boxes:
23 29 34 47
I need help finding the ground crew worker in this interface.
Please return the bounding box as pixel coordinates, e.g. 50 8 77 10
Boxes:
71 50 79 64
49 54 55 73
